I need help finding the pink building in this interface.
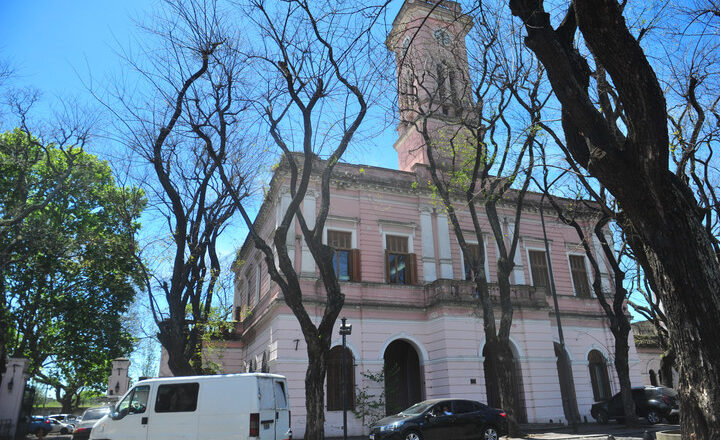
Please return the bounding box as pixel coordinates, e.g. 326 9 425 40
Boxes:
217 1 643 437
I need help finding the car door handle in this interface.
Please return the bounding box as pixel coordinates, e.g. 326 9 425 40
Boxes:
141 417 148 425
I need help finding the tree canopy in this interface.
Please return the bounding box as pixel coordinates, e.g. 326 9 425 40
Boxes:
1 129 145 412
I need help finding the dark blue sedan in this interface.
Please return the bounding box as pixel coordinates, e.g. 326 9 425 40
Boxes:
369 399 507 440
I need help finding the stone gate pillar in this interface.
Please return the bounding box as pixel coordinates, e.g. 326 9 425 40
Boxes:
106 358 131 401
0 358 30 438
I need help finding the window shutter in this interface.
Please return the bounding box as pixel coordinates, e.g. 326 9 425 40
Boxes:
409 253 418 285
349 249 361 282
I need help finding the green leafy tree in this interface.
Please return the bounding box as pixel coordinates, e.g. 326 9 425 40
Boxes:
1 129 145 412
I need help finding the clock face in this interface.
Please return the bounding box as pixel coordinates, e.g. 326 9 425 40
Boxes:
434 28 452 46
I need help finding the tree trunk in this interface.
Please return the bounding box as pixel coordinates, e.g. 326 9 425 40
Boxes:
304 336 329 440
660 347 675 388
157 320 196 376
496 340 521 435
59 394 74 414
622 180 720 439
613 323 638 426
508 1 720 436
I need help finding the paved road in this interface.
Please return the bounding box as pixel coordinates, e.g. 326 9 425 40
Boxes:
325 422 679 440
31 422 679 440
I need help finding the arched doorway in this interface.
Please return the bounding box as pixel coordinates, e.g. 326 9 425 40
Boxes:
383 340 422 415
482 342 527 423
554 342 579 424
588 349 611 401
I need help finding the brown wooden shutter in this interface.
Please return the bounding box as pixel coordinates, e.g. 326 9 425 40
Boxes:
408 253 418 285
349 249 361 282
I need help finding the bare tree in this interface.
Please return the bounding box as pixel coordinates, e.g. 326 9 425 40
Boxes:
96 0 256 376
508 0 720 437
196 1 383 437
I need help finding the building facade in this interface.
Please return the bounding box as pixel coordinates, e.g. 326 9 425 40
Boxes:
215 1 643 437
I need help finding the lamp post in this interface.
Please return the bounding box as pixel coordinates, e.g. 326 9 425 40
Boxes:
339 317 352 440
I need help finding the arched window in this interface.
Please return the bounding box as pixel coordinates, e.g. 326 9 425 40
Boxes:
327 346 355 411
588 350 611 401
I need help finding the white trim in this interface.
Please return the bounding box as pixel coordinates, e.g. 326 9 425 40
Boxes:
324 226 358 249
566 252 591 297
381 230 415 253
478 335 525 359
329 341 359 359
458 237 491 283
525 244 549 288
584 345 612 365
378 333 429 364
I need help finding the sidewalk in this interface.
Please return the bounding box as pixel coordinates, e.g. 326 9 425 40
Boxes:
511 421 677 439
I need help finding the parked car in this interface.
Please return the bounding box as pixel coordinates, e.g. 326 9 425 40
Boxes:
591 386 679 424
47 418 75 434
49 413 80 428
72 407 112 440
368 398 508 440
26 416 52 437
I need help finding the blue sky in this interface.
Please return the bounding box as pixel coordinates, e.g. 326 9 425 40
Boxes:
1 1 153 103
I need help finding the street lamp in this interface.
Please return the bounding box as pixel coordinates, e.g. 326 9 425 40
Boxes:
339 317 352 440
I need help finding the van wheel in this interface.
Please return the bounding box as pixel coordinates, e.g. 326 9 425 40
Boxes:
404 430 422 440
482 426 499 440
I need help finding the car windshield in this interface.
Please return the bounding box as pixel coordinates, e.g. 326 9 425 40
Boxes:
400 402 434 415
83 408 110 421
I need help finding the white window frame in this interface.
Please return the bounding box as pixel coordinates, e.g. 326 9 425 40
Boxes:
323 226 357 249
525 244 550 288
460 237 491 282
567 252 593 297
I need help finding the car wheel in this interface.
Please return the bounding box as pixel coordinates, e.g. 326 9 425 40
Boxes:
34 428 44 438
481 426 499 440
595 409 609 424
647 410 661 424
61 427 69 434
403 429 422 440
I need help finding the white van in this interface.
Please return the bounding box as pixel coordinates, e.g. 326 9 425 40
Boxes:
89 373 291 440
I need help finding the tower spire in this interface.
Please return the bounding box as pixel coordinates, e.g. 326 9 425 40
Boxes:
386 0 474 172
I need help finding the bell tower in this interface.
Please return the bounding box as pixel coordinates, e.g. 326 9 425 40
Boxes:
386 0 474 172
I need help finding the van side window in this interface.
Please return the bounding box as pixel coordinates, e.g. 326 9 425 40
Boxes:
154 383 199 413
274 381 288 409
117 385 150 415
